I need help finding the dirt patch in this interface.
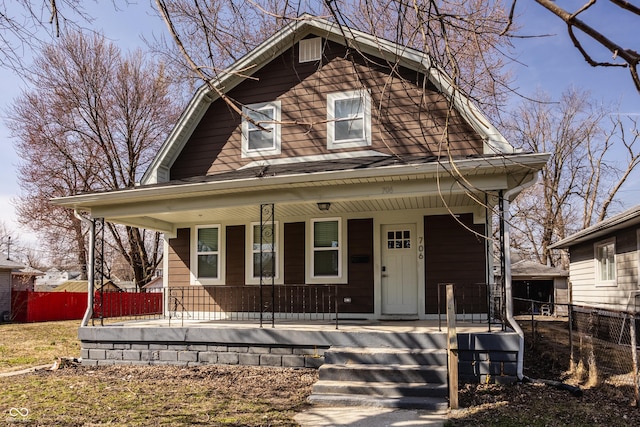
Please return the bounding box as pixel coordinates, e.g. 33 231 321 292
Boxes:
449 319 640 426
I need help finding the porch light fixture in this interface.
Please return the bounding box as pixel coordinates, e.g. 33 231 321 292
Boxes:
317 202 331 211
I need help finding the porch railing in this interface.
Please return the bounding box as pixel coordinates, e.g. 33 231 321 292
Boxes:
437 282 503 332
167 284 340 328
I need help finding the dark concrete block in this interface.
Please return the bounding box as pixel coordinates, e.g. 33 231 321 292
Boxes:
113 343 131 350
105 350 122 360
228 346 249 353
178 351 198 362
270 347 293 355
149 344 168 350
218 353 239 365
305 357 324 369
293 347 325 356
140 350 160 362
239 353 261 366
123 350 141 361
131 344 149 350
188 344 208 351
282 355 305 367
88 349 106 360
199 352 218 363
159 350 178 361
167 344 188 351
260 354 282 366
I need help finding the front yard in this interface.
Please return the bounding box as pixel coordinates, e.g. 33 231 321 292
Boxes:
2 320 640 426
0 320 80 372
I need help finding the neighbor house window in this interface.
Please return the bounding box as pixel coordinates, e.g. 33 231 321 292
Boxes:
327 89 371 149
312 218 341 277
251 222 278 278
196 226 220 279
241 101 281 158
595 239 616 285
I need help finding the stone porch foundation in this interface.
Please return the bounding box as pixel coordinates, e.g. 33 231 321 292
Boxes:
78 322 520 384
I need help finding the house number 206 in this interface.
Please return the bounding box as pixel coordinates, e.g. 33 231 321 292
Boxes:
418 237 424 259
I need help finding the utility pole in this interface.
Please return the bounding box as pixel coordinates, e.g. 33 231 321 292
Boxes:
6 236 10 260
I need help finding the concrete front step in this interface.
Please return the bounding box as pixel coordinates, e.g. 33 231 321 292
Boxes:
307 393 449 410
312 380 448 398
324 347 448 366
318 363 448 383
309 346 450 410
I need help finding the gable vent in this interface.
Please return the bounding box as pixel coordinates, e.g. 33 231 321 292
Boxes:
299 37 322 63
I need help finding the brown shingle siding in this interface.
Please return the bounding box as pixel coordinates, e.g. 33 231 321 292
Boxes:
168 228 191 287
170 41 484 181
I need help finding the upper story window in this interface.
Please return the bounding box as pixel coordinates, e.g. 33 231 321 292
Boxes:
241 101 281 158
196 225 220 280
327 89 371 149
595 238 616 286
312 218 341 278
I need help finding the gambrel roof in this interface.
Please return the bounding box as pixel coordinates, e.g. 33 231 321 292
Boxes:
52 15 549 237
141 14 517 186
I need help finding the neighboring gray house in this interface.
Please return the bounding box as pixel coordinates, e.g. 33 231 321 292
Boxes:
550 205 640 313
0 258 26 321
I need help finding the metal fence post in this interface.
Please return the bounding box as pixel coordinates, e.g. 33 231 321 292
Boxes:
568 304 574 372
630 313 638 406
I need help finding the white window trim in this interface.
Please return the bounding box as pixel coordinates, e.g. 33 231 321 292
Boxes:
594 237 616 287
241 101 281 158
246 221 280 284
327 89 371 150
192 225 223 286
310 217 342 281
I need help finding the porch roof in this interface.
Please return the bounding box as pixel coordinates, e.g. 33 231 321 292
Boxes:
52 152 548 236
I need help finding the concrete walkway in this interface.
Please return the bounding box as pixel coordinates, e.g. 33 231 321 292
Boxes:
295 407 448 426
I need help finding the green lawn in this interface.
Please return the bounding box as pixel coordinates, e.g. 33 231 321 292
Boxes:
0 320 80 372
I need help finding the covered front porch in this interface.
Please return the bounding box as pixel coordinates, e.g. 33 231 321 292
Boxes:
79 317 519 385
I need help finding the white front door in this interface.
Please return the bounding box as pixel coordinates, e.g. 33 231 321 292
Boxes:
381 224 418 315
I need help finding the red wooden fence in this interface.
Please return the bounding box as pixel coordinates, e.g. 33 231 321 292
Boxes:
11 290 163 323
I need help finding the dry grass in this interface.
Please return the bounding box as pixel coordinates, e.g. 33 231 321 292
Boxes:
0 321 315 425
449 319 640 426
3 319 640 426
0 320 80 372
1 364 316 426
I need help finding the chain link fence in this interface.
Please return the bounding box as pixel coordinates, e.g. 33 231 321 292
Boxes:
517 298 640 404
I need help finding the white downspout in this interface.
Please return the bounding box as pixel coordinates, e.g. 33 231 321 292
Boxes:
74 210 94 327
503 173 538 381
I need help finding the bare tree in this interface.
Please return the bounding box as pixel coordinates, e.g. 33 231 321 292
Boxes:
527 0 640 92
7 31 179 287
150 0 515 114
506 87 640 267
0 0 93 72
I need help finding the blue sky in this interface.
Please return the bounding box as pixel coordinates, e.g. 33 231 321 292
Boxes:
0 2 638 244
